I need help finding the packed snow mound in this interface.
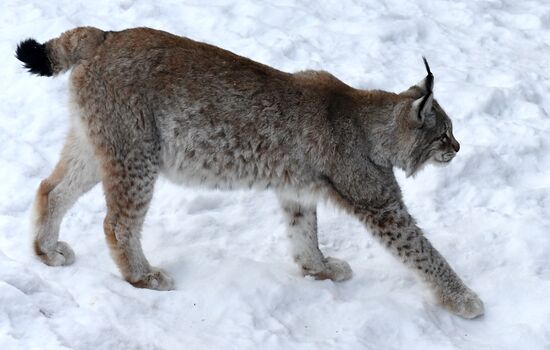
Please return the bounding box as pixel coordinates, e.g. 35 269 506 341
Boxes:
1 1 550 349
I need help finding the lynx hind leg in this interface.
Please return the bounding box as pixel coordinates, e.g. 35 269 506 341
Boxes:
277 193 352 282
101 148 174 291
32 128 100 266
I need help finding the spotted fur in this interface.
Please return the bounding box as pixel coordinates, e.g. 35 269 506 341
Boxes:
18 27 482 318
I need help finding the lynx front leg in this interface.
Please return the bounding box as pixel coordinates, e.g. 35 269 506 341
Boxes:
101 150 174 291
277 193 352 282
352 199 484 319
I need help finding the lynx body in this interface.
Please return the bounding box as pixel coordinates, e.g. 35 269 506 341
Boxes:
16 27 483 318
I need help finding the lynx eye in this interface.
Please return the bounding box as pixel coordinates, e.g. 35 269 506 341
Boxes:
440 134 448 143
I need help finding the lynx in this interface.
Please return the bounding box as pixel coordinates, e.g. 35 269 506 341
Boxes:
16 27 483 318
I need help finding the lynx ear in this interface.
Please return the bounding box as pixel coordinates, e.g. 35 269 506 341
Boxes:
407 57 435 127
410 92 433 127
400 56 435 99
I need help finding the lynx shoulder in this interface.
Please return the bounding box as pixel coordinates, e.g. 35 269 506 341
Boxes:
17 27 482 319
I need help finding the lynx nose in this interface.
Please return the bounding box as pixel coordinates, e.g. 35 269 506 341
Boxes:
451 139 460 152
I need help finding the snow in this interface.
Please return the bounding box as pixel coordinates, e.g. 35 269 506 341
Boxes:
1 0 550 349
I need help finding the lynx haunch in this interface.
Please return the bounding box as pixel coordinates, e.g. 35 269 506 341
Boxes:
16 27 482 319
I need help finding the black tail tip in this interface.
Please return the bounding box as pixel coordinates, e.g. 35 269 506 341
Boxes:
16 39 53 77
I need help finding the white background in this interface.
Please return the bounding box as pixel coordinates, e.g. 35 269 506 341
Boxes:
1 0 549 349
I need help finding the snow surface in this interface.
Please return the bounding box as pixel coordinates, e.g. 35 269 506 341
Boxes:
2 0 550 349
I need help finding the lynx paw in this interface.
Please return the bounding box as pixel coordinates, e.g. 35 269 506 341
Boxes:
130 268 175 291
36 241 75 266
306 257 353 282
439 288 484 319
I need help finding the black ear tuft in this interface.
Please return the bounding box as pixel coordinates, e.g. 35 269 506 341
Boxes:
16 39 53 77
417 56 435 122
422 56 434 93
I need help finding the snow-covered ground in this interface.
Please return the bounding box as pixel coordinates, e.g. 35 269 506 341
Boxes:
2 0 550 349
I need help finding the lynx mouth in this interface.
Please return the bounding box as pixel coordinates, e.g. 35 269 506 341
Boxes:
433 154 455 164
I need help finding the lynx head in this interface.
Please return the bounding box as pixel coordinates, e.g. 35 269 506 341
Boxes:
397 58 460 176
